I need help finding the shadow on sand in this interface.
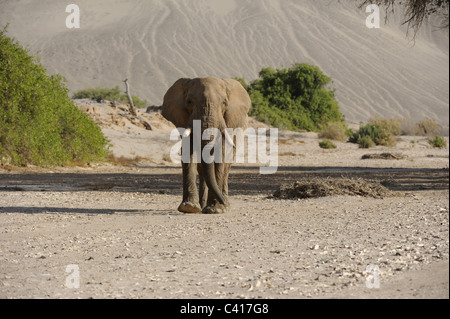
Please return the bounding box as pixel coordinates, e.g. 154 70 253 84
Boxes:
0 167 448 196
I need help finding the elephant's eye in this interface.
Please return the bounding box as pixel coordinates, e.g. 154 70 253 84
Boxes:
186 99 193 110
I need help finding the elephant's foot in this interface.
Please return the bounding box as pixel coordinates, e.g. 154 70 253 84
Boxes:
202 203 229 214
178 202 202 214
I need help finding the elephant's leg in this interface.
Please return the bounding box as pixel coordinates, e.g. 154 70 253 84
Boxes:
178 159 202 214
202 162 230 214
198 166 208 209
222 163 232 197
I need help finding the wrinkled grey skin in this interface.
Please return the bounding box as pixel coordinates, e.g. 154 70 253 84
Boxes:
162 77 251 214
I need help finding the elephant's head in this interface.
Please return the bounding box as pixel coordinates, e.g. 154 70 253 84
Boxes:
162 77 251 206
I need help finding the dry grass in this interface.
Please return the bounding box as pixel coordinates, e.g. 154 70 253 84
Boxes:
279 138 305 145
368 116 403 136
401 117 442 136
318 122 348 141
107 154 148 166
414 118 440 136
363 117 443 137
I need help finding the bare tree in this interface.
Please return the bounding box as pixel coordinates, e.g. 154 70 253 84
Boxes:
123 79 153 131
123 78 137 116
359 0 449 36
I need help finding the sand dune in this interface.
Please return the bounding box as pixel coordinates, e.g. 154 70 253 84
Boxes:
0 0 448 125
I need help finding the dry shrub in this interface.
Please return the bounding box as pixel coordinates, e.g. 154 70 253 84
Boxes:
318 122 348 141
368 116 403 136
415 118 440 136
108 154 147 166
273 177 393 199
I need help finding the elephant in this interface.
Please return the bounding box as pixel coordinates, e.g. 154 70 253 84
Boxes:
162 77 251 214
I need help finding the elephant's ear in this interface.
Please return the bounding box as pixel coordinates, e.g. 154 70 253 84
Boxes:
162 78 191 128
223 79 252 129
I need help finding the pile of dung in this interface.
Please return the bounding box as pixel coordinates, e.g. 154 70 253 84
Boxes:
273 177 393 199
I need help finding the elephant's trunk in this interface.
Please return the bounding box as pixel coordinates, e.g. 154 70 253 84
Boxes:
200 113 227 206
201 160 226 205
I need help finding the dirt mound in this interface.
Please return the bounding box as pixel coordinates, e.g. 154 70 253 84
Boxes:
73 99 175 131
273 177 394 199
362 153 407 160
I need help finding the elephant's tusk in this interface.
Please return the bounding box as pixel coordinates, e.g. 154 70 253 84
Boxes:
224 129 235 149
182 128 192 138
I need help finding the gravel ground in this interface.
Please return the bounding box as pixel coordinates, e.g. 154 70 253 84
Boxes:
0 167 448 299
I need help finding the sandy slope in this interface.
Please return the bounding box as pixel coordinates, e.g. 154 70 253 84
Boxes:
0 0 448 125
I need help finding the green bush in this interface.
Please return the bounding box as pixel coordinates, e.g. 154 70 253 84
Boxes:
350 124 396 148
73 86 147 108
357 136 376 149
319 139 337 149
245 63 345 131
0 26 109 167
428 135 447 148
